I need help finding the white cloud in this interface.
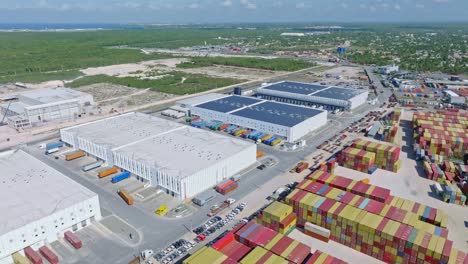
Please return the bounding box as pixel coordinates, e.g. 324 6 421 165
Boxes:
341 2 348 9
221 0 232 7
359 3 367 9
296 2 305 9
381 3 389 8
369 5 377 12
394 4 401 10
189 3 200 9
416 3 425 9
433 0 449 2
272 1 283 7
240 0 256 10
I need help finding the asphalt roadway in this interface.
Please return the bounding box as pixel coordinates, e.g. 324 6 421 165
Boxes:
22 67 390 264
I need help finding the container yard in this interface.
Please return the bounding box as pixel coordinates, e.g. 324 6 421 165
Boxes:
412 110 468 206
0 149 101 264
255 81 369 111
60 112 256 200
176 93 327 143
278 167 468 264
184 218 349 264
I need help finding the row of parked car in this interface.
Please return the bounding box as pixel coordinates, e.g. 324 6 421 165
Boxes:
155 239 195 264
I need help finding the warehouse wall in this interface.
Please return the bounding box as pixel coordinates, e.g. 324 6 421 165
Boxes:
350 91 369 110
113 151 153 183
26 99 81 125
0 195 101 264
181 143 256 199
289 110 328 142
190 107 291 141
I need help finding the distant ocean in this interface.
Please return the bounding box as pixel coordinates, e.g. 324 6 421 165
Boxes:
0 23 144 31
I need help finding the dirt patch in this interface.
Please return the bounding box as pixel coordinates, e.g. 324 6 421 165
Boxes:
176 65 283 80
80 58 189 77
73 83 137 101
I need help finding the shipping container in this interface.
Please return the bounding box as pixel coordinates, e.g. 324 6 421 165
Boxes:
216 180 238 195
81 160 104 172
46 141 64 150
45 148 59 155
24 247 42 264
12 252 30 264
111 171 131 183
97 167 119 178
296 162 309 173
118 189 134 205
39 246 59 264
64 231 82 249
65 150 86 161
256 150 265 159
192 191 216 207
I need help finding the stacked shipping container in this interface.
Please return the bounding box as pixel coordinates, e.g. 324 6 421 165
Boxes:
341 147 376 173
256 201 297 234
351 138 401 172
304 250 348 264
285 189 467 264
413 111 468 159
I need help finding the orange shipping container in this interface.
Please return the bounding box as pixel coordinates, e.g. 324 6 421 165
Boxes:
118 190 134 205
98 167 119 178
256 150 265 158
65 150 86 161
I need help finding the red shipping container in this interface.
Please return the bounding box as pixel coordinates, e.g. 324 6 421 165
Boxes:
24 247 43 264
64 231 82 249
39 246 59 264
220 240 251 262
212 232 234 250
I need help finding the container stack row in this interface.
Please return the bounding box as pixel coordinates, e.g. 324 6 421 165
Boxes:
413 111 468 159
303 250 347 264
285 188 467 264
307 171 449 228
256 201 297 234
296 179 449 234
351 138 402 172
340 147 376 173
383 124 399 143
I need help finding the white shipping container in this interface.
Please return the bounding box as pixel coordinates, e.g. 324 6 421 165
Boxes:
45 148 59 155
305 222 331 238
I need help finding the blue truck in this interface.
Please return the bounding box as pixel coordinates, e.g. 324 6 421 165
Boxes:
111 171 131 184
46 141 64 150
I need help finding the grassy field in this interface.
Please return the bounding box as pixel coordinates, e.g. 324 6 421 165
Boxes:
177 57 315 71
67 72 244 95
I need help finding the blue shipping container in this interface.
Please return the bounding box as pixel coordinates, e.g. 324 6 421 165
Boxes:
46 141 64 150
111 171 131 183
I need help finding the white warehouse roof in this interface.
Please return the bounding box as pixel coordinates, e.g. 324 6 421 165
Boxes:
63 112 255 179
63 113 184 149
114 125 253 179
18 88 90 104
0 149 97 236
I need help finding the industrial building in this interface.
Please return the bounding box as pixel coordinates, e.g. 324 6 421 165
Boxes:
60 112 256 200
176 94 327 142
0 149 101 264
255 81 368 111
378 65 399 75
0 88 94 129
445 90 466 105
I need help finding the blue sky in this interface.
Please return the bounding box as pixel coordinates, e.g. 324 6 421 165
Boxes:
0 0 466 23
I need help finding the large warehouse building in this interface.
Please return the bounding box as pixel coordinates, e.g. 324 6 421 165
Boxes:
60 112 257 200
176 94 328 142
0 88 94 129
0 149 101 264
255 81 369 111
